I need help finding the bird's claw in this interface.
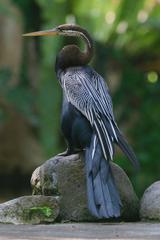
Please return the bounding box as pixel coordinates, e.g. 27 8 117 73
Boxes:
58 149 71 157
58 148 82 157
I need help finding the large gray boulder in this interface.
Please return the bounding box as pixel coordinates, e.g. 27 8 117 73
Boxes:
0 195 59 224
31 154 139 221
140 181 160 221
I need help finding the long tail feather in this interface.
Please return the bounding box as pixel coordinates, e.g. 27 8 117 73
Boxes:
84 134 121 219
115 127 139 170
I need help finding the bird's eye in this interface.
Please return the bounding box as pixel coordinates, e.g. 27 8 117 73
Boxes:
57 27 63 32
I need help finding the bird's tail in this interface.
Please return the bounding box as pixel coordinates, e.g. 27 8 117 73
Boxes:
114 125 140 170
84 134 121 219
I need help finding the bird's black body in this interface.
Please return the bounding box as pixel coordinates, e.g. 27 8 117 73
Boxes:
23 24 139 219
54 24 139 218
54 25 139 218
61 94 92 152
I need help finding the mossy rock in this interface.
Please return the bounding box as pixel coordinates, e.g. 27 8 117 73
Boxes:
31 154 139 221
0 195 59 224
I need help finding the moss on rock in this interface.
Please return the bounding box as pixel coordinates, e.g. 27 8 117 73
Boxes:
0 196 59 224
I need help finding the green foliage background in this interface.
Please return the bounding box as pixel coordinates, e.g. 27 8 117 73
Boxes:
1 0 160 196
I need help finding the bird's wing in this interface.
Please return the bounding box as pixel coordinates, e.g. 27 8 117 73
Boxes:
59 67 116 160
89 69 115 119
59 66 139 168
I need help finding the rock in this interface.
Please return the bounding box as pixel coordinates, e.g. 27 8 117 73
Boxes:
140 181 160 221
31 154 90 221
112 163 139 221
0 195 59 224
31 154 139 221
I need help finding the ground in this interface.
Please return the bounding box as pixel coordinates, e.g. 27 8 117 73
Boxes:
0 222 160 240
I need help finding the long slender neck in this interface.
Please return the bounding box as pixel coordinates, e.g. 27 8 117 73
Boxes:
56 27 94 71
78 28 94 64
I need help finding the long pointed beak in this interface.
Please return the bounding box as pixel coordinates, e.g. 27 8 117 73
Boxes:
22 28 59 37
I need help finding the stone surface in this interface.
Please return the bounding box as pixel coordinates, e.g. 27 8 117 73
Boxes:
112 162 139 221
140 181 160 221
0 223 160 240
0 195 59 224
31 153 139 221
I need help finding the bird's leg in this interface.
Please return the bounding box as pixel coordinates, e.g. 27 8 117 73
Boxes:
58 145 82 156
58 148 72 156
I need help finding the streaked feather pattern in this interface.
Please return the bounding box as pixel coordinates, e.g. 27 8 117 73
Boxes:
59 66 115 160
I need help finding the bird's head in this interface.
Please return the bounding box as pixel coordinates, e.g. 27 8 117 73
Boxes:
23 24 93 69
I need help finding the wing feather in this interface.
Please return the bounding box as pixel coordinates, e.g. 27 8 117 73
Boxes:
60 67 115 161
58 66 139 167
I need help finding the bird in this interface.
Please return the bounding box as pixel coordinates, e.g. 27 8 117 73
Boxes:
23 24 139 219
